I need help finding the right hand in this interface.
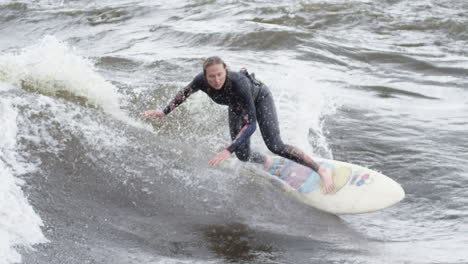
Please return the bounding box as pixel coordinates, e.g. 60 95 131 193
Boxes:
142 110 165 120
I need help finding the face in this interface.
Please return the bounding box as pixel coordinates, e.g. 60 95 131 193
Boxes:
205 64 227 90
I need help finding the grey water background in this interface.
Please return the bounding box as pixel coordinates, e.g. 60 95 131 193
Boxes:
1 0 467 263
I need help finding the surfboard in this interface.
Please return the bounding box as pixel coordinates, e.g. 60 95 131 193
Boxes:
244 156 405 215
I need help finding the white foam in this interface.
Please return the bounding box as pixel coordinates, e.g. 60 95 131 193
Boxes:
245 58 337 158
1 36 115 109
0 35 151 131
0 99 48 264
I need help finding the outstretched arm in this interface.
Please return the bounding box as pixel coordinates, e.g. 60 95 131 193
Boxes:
142 79 199 120
162 83 198 115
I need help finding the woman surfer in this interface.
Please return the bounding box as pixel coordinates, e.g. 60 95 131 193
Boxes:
142 56 335 193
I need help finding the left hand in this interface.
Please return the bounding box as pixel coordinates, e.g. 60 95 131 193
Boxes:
318 166 335 194
208 149 232 166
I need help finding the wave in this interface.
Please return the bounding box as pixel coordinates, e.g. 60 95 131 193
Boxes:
354 85 440 100
0 3 27 24
95 56 143 71
1 1 467 263
0 1 149 26
149 21 307 50
0 36 120 110
5 83 340 263
0 97 48 264
249 1 375 30
354 52 468 78
0 36 150 131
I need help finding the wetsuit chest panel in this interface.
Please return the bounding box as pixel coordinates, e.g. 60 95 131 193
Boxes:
198 72 253 112
204 86 231 105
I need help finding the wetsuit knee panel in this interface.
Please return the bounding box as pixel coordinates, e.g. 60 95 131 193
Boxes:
266 143 286 155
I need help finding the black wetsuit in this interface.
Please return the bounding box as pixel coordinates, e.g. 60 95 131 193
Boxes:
162 70 320 172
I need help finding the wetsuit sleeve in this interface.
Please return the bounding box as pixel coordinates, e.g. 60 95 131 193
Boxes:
162 75 201 115
226 75 257 153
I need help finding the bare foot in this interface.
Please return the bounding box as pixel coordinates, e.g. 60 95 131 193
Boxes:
318 166 335 194
263 156 274 171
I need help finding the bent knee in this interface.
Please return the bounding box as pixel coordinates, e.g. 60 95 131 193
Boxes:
266 143 285 155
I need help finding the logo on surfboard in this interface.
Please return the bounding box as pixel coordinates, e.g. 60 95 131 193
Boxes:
351 173 372 187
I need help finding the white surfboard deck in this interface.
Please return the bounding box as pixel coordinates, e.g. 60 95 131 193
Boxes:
243 156 405 215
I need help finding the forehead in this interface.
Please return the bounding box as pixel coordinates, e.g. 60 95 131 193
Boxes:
206 64 225 74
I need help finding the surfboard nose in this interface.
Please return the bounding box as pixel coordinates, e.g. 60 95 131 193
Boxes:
377 177 405 211
395 183 406 203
